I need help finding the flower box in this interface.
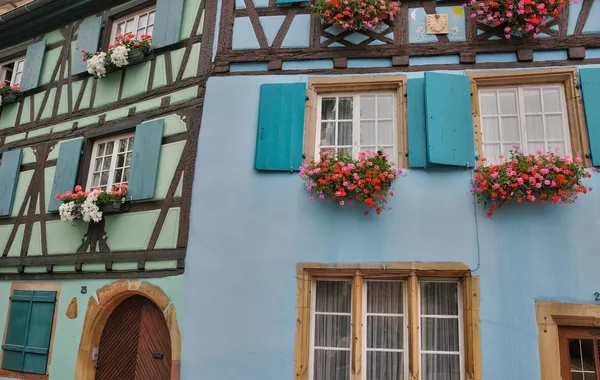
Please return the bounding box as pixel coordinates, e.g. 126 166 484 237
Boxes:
464 0 572 39
126 47 149 66
82 33 152 78
99 200 130 215
300 149 400 215
309 0 400 32
471 148 592 217
2 92 18 105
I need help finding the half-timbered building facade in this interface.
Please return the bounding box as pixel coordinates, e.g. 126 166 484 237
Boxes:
185 1 600 380
0 0 216 378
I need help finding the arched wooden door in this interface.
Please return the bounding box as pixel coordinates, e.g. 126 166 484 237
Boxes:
96 295 172 380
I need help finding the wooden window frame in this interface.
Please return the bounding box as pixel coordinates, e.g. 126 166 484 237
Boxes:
536 302 600 380
108 6 156 43
0 282 61 380
304 76 408 168
0 57 25 86
85 132 135 192
468 69 591 167
558 326 600 380
294 262 482 380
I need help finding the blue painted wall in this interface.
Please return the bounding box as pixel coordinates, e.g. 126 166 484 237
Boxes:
182 73 600 380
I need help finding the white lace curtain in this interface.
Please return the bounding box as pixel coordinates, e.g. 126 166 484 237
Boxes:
312 280 461 380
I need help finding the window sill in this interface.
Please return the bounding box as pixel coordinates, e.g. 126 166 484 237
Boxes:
0 369 48 380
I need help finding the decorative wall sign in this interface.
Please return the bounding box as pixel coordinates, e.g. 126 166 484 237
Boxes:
426 14 449 34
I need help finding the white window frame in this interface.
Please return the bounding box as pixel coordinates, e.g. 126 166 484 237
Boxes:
85 133 135 192
315 92 398 162
109 6 156 42
0 57 25 86
418 279 464 380
309 278 353 380
479 84 572 163
361 279 409 380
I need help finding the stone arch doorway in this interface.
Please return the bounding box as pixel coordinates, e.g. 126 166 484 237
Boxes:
96 295 172 380
75 280 181 380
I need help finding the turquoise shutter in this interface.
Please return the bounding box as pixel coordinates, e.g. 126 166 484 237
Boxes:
152 0 185 48
2 291 56 375
424 72 475 167
48 138 83 212
407 79 427 168
128 120 164 200
72 16 103 75
255 83 306 171
20 40 46 92
277 0 303 6
0 149 22 216
579 69 600 166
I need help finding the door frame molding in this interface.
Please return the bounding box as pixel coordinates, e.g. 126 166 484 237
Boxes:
536 301 600 380
75 280 181 380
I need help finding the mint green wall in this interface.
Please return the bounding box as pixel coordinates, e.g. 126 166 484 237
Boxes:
0 276 185 380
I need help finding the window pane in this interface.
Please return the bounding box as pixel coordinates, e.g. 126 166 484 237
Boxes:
147 25 154 36
361 96 376 119
545 115 564 140
125 153 132 167
360 121 376 146
98 143 106 156
421 318 460 351
581 339 596 371
92 173 100 187
313 349 350 380
322 98 336 120
501 117 520 142
149 11 156 25
483 144 501 164
315 281 351 313
139 14 148 28
315 315 351 348
568 339 583 371
119 139 128 153
114 169 123 184
482 117 500 142
528 141 545 155
499 91 518 114
100 172 109 186
543 87 561 112
526 115 544 141
94 158 102 172
105 141 114 156
377 95 394 119
117 154 125 168
421 353 460 380
420 282 459 316
125 19 135 34
320 122 335 146
524 88 542 113
480 92 498 115
378 120 394 146
338 97 353 120
367 282 403 314
337 122 352 146
367 351 403 380
123 168 130 183
102 158 111 171
367 316 403 349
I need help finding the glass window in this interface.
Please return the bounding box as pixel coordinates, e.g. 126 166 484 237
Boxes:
111 7 156 42
86 133 135 191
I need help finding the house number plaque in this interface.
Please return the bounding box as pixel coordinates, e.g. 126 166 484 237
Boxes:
595 292 600 301
426 14 449 35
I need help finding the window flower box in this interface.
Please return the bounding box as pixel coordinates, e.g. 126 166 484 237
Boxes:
0 82 20 107
300 149 400 215
57 184 129 223
471 148 592 217
308 0 400 32
82 33 152 78
464 0 572 39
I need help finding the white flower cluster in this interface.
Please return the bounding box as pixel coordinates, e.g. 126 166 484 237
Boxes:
58 190 103 224
81 190 103 223
59 201 77 222
87 52 108 78
110 46 129 68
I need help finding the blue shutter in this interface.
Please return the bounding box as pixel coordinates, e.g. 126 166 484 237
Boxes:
424 72 475 167
407 79 427 168
152 0 185 48
277 0 304 6
128 120 164 200
2 291 56 375
579 69 600 166
20 40 46 92
0 149 22 216
255 83 306 171
48 139 83 212
72 16 103 75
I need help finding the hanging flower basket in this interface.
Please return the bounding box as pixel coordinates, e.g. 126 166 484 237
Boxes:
81 33 152 78
471 148 592 217
464 0 572 39
0 82 20 107
57 184 129 223
308 0 400 31
300 149 400 215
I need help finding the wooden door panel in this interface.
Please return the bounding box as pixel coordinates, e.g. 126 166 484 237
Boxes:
95 295 171 380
